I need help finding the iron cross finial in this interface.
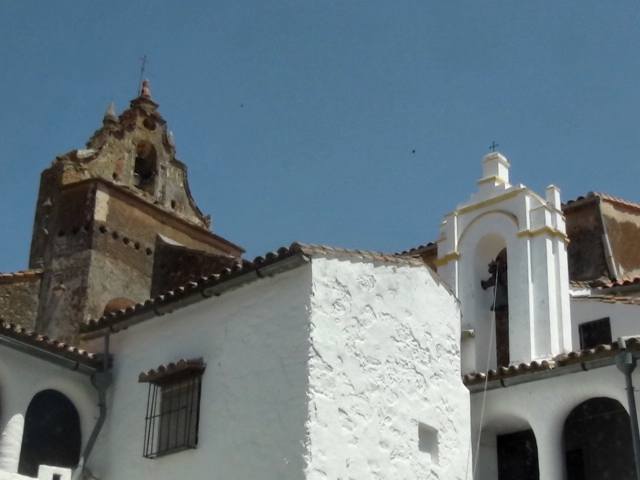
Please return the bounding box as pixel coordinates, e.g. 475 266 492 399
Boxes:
138 55 149 95
489 141 499 152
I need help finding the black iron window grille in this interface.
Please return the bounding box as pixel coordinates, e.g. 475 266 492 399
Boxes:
139 359 205 458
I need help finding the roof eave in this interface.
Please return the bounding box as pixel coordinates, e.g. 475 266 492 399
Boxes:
0 334 101 375
465 349 628 393
80 251 311 340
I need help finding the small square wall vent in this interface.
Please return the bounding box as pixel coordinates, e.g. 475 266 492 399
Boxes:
419 422 439 464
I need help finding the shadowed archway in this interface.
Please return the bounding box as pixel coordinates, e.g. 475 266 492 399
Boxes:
18 389 81 477
564 397 635 480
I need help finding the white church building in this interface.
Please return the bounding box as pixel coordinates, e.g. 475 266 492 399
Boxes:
0 85 639 479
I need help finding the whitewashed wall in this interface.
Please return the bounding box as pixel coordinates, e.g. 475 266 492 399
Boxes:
471 365 636 479
570 298 640 349
306 257 471 480
86 253 470 479
0 347 96 478
88 265 313 480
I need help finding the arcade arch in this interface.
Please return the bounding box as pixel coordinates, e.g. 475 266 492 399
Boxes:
18 389 81 477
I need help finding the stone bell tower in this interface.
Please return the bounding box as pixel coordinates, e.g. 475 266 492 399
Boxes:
436 152 571 373
28 81 244 343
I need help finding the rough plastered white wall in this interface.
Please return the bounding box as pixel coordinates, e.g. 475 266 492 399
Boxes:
88 264 313 480
471 364 635 479
306 257 471 480
570 298 640 349
0 346 96 478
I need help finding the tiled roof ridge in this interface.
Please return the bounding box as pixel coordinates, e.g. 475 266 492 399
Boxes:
0 320 103 369
81 242 428 336
290 242 426 266
0 269 43 280
395 242 437 257
563 191 640 212
138 358 206 384
569 279 597 289
602 275 640 289
572 294 640 306
596 191 640 210
463 336 640 387
570 275 640 291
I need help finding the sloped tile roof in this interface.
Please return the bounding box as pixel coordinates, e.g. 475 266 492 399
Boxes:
463 360 554 386
395 242 437 257
0 269 42 284
81 242 428 338
563 191 640 212
463 337 640 387
596 192 640 211
602 276 640 289
570 276 640 290
572 295 640 306
138 358 205 384
570 280 597 289
0 320 104 370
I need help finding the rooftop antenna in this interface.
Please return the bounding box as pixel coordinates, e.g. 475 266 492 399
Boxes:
138 55 149 95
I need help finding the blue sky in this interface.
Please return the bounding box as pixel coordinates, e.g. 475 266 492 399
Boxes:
1 2 639 271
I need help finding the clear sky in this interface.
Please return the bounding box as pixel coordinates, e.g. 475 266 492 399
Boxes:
1 2 639 271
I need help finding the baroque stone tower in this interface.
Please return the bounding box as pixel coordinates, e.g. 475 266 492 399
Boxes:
27 81 244 343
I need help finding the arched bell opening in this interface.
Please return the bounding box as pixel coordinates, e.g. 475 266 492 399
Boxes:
134 140 158 195
474 234 510 368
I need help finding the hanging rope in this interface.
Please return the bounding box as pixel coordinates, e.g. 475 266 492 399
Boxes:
466 262 500 479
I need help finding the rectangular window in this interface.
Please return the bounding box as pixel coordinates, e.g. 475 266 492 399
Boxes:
139 359 205 458
579 317 612 350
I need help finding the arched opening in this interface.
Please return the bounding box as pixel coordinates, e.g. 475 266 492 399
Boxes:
480 247 508 366
563 397 635 479
18 389 81 477
476 416 539 480
134 140 157 194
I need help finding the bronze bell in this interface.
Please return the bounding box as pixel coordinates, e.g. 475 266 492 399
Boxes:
481 256 508 311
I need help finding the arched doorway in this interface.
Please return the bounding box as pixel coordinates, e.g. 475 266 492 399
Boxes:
18 389 81 477
563 397 635 480
476 416 539 480
496 428 539 479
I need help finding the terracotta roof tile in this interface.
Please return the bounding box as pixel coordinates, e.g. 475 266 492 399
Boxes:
463 337 640 387
569 275 640 290
81 242 428 338
570 280 596 289
602 275 640 289
572 295 640 306
0 269 42 284
596 192 640 211
139 358 205 384
395 242 437 257
463 360 554 386
563 191 640 213
0 320 104 370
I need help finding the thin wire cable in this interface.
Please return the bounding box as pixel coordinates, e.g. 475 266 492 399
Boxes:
472 264 500 479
